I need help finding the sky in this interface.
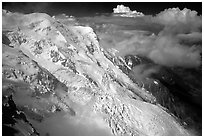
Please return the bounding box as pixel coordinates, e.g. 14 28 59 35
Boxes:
2 2 202 69
2 2 202 17
2 3 202 134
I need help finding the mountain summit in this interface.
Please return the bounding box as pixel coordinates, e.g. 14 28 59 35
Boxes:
2 10 191 136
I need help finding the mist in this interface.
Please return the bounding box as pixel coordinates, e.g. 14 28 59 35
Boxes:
29 111 112 136
95 7 202 68
129 64 160 81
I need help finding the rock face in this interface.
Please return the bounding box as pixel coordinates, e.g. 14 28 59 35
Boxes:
2 10 191 136
122 55 202 134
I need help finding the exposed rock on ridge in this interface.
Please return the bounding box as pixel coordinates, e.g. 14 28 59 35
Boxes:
2 10 191 136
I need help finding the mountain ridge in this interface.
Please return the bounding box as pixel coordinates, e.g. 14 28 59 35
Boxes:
2 10 192 136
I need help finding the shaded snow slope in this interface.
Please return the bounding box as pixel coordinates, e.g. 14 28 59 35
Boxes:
2 10 191 136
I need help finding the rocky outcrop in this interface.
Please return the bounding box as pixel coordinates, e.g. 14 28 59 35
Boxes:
2 10 192 136
2 94 39 136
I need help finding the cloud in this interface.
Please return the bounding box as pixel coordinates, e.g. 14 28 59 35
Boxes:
177 32 202 44
155 8 202 36
113 5 144 17
54 13 75 19
149 8 201 67
148 36 201 67
2 9 52 31
2 10 24 30
114 34 201 68
53 13 77 25
129 64 160 81
2 6 202 69
155 8 201 26
96 7 202 68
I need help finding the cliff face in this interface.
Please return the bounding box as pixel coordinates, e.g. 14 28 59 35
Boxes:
2 10 191 136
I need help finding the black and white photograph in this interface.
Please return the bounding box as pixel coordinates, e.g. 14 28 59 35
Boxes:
2 1 202 136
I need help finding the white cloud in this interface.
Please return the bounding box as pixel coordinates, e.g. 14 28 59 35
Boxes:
155 8 202 34
113 5 144 17
111 32 201 68
113 5 132 13
155 8 201 25
129 64 160 81
109 7 202 68
148 35 201 67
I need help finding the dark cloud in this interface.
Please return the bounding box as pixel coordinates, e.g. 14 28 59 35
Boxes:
2 2 51 14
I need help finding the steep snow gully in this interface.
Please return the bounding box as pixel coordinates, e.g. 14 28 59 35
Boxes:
2 10 193 136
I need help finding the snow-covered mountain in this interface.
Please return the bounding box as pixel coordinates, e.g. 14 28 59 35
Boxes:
2 10 193 136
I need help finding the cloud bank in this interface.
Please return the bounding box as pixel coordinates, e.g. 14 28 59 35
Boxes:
2 6 202 69
96 6 202 68
150 8 201 68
